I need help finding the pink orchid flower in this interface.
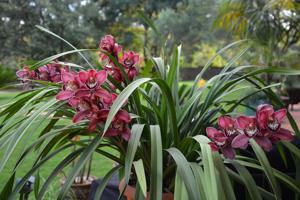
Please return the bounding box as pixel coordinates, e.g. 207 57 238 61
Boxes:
218 116 240 137
98 109 131 141
256 104 294 143
119 51 139 80
16 66 36 80
99 35 122 60
76 69 111 103
232 116 273 151
206 127 236 159
56 71 81 102
104 62 124 83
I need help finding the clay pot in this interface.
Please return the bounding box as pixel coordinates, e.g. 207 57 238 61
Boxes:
61 176 96 200
119 178 174 200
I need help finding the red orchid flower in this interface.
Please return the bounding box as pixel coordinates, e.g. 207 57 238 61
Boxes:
98 109 131 141
232 116 272 151
256 104 294 143
99 35 122 60
119 51 139 80
76 69 111 103
47 63 68 82
16 66 36 80
206 127 236 159
56 71 81 102
104 62 123 82
37 66 50 81
218 116 240 137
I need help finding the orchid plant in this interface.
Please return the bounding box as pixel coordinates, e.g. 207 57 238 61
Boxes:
1 26 300 200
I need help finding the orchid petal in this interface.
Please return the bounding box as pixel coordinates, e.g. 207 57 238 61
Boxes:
56 90 74 100
96 70 107 85
221 147 235 159
274 109 287 123
275 128 294 142
237 116 255 129
231 134 249 149
117 110 131 123
79 71 88 82
254 136 272 151
72 110 90 123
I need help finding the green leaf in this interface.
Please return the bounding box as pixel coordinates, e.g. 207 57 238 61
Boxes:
133 159 147 198
174 170 188 200
231 160 262 200
37 148 83 200
103 78 150 134
200 143 218 200
0 173 15 200
166 148 198 200
0 98 58 173
189 163 206 200
213 154 236 200
58 134 102 199
35 25 93 68
250 139 282 200
93 165 122 200
282 141 300 160
149 125 163 200
125 124 145 183
30 49 96 69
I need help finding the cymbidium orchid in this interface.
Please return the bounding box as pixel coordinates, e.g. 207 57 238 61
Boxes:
99 35 122 60
16 66 37 81
256 104 294 143
97 109 131 140
232 116 273 151
206 127 236 159
56 71 81 102
119 51 139 80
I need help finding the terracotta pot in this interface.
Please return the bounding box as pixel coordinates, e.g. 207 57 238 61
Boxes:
61 176 96 200
119 178 174 200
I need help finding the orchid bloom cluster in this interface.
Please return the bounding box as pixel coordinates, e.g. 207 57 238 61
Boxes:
16 35 140 141
206 104 294 159
99 35 139 82
16 63 68 84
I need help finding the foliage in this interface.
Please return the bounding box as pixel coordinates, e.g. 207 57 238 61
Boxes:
0 65 16 86
1 26 300 200
214 0 300 67
191 44 227 67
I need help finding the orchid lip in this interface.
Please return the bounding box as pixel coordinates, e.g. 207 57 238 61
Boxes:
267 120 280 131
226 128 237 136
215 140 226 146
245 126 258 137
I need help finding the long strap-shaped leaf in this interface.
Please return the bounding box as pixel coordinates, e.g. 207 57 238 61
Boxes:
58 134 102 199
125 124 145 183
231 160 263 200
213 154 236 200
37 148 84 199
103 78 179 146
149 125 163 200
8 143 74 200
250 139 282 200
133 159 147 198
174 170 188 200
166 148 199 200
93 165 122 200
200 143 219 200
31 49 96 69
0 98 58 173
35 25 93 68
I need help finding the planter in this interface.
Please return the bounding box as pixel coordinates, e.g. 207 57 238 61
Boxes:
119 178 174 200
61 176 96 200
